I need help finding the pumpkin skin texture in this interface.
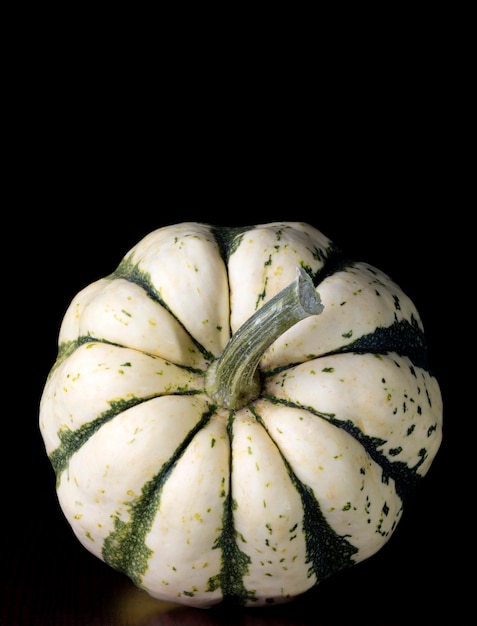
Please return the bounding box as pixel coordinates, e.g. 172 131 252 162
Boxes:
39 222 443 608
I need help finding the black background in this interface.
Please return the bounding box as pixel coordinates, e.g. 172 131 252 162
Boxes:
3 43 467 624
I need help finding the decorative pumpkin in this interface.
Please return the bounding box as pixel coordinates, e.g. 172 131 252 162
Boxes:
39 221 442 608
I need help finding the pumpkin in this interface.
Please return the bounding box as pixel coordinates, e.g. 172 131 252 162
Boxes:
39 221 442 608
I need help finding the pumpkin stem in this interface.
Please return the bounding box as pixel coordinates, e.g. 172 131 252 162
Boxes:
205 266 324 410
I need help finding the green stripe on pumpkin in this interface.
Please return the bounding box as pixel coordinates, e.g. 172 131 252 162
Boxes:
102 407 215 586
49 391 203 483
112 256 216 362
251 410 359 584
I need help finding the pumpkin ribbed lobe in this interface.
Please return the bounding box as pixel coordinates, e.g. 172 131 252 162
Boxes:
204 267 324 410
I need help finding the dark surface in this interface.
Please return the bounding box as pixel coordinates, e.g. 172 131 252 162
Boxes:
4 148 465 624
3 449 460 625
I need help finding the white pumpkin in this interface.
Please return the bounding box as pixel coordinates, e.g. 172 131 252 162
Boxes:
39 221 443 608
